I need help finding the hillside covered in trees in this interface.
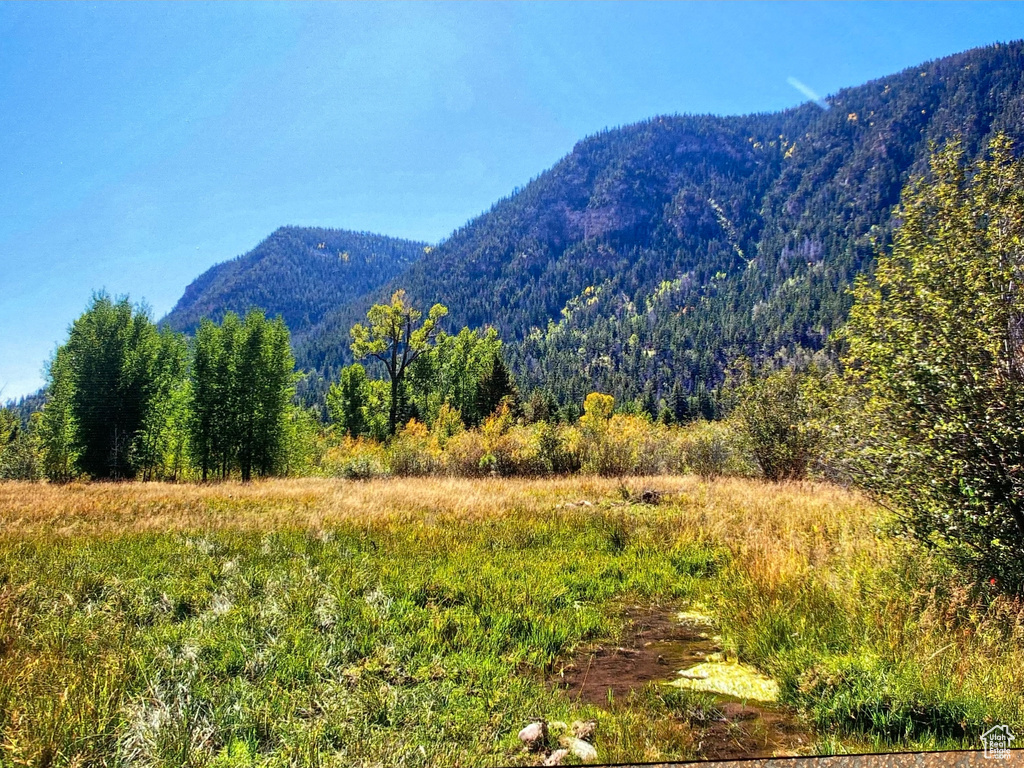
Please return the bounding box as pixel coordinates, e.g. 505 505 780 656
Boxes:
154 43 1024 416
162 227 426 340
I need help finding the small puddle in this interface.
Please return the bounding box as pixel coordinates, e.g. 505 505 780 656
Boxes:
555 606 813 760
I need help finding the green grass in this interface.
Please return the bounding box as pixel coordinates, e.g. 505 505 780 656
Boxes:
0 476 1021 766
714 540 1024 752
0 507 713 766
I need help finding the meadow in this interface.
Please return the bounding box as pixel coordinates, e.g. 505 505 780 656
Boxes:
0 476 1021 767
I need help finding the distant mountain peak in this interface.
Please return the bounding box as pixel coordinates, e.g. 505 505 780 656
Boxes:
162 228 427 337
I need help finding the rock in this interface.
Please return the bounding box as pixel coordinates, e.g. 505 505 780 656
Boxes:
518 721 548 751
543 749 569 766
560 736 598 761
571 719 597 741
547 720 568 734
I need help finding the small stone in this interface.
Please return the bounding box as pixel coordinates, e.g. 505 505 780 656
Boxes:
543 749 569 766
560 736 598 761
571 719 597 741
518 721 547 751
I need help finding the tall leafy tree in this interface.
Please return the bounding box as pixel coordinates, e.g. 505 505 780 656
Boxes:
38 347 77 482
42 294 185 480
733 367 824 481
327 364 370 437
237 311 295 480
136 330 188 480
406 327 505 427
350 290 447 436
188 310 296 480
189 318 222 481
842 136 1024 592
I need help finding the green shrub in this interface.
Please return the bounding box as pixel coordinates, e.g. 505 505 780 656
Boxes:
842 137 1024 594
387 420 440 476
733 369 824 481
322 436 390 479
0 422 42 482
678 419 751 479
442 429 487 477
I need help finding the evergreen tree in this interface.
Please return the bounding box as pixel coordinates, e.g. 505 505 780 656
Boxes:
476 356 518 421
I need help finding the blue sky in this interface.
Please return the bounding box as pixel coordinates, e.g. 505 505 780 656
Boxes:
2 1 1023 399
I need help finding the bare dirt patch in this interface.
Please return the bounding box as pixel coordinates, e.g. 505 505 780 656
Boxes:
557 607 718 706
553 607 813 760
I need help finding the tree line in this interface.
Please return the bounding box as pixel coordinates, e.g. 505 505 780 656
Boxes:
27 295 299 482
2 289 520 483
329 290 518 441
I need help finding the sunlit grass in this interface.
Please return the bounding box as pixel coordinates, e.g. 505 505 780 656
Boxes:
0 476 1020 765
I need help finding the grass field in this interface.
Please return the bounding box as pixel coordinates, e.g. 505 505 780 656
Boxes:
0 476 1021 766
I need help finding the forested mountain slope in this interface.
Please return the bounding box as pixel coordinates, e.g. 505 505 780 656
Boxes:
162 227 426 338
160 43 1024 416
288 41 1024 414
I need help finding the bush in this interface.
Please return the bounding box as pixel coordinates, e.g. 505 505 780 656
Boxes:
842 137 1024 593
442 429 488 476
0 432 42 481
532 421 580 474
678 419 752 479
574 394 684 476
0 410 41 481
733 369 824 481
388 420 441 476
583 414 677 476
432 403 464 448
323 436 390 480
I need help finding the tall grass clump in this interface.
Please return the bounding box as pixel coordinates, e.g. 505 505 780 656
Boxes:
707 481 1024 750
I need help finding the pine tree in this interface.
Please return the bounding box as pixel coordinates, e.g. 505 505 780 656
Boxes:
476 356 518 421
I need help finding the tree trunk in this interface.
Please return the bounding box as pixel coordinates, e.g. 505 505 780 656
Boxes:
389 376 399 436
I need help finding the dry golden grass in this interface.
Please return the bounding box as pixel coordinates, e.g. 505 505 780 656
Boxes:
0 475 873 545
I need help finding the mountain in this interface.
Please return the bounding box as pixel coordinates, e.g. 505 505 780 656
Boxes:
162 227 427 338
169 42 1024 416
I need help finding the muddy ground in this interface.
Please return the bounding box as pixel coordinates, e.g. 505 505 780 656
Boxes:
553 606 812 761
